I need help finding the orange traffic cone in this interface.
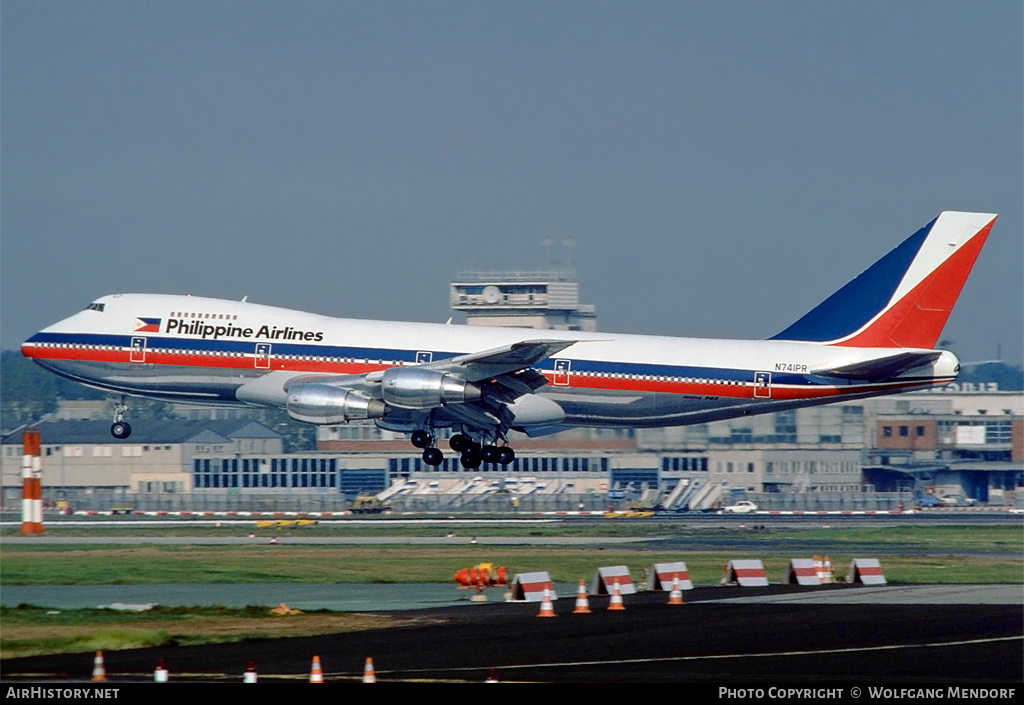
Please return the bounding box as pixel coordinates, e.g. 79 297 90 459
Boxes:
608 581 625 611
537 587 556 617
363 657 376 683
309 654 324 683
572 579 591 614
154 657 168 682
243 660 258 683
92 651 106 682
667 576 684 605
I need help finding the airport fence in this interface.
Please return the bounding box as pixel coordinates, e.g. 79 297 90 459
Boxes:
9 488 1018 514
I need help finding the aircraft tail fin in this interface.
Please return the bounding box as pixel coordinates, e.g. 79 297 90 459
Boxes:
770 211 996 348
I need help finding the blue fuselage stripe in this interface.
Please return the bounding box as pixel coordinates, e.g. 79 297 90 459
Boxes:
26 331 817 387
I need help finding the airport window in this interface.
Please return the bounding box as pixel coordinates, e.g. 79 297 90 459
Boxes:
986 421 1012 444
883 426 892 437
916 426 925 437
899 426 908 437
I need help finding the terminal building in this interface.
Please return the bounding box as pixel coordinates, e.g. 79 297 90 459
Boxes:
4 388 1019 512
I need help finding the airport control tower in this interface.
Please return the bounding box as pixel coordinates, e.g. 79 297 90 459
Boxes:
450 270 597 331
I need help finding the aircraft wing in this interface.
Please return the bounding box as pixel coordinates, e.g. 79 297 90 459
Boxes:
284 339 576 394
245 338 580 434
416 339 578 381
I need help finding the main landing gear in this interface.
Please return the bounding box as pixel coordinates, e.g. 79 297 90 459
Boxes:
410 430 515 468
110 397 131 439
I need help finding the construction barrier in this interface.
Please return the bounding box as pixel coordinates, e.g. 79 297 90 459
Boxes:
647 561 693 591
786 558 821 585
309 654 324 683
509 572 557 602
607 582 626 611
667 577 685 605
592 566 636 595
720 559 769 587
822 556 836 583
846 558 887 585
572 579 592 614
454 563 507 588
91 652 106 682
537 588 556 618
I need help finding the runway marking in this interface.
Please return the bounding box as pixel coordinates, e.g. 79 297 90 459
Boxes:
14 637 1018 682
369 634 1024 675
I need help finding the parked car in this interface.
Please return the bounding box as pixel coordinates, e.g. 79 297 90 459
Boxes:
720 500 758 514
914 493 942 508
938 494 977 507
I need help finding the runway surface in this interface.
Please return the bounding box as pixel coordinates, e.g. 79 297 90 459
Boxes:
3 585 1021 684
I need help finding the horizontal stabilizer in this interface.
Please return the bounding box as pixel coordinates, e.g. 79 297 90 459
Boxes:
812 351 943 380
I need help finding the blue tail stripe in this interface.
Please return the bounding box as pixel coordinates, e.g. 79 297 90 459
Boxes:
770 217 935 343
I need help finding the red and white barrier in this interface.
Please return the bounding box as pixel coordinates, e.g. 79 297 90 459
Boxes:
786 558 820 585
720 559 769 587
509 572 557 602
594 566 636 595
647 561 694 591
846 558 887 585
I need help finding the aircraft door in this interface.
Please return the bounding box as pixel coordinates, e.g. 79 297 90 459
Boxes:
754 371 772 398
255 344 272 369
130 337 147 363
554 359 571 386
416 351 433 364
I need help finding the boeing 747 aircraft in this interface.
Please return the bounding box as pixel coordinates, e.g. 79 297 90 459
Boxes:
22 211 996 468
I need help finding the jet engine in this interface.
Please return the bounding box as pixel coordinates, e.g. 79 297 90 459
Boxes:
286 383 387 425
381 367 481 409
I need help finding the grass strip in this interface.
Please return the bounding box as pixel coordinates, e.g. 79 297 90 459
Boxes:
0 604 432 659
1 545 1020 586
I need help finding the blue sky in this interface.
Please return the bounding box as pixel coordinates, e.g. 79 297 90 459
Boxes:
3 1 1021 364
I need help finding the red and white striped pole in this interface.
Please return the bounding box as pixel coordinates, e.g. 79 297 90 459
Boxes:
20 430 43 535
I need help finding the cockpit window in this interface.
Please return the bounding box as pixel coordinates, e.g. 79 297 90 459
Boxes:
85 303 105 312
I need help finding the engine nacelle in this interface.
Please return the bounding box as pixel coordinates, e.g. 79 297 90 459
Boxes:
381 367 481 409
286 383 387 425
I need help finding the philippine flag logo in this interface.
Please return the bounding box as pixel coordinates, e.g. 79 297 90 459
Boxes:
135 317 161 333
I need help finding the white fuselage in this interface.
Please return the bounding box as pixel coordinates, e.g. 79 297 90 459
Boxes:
22 293 958 430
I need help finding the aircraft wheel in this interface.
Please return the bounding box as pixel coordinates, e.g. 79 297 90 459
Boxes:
449 433 469 453
498 447 515 465
422 447 444 466
111 422 132 439
411 429 431 448
481 445 500 464
460 453 481 469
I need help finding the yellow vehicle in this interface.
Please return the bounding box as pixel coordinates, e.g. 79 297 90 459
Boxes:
350 496 389 514
255 519 318 528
